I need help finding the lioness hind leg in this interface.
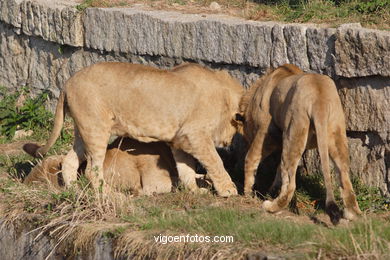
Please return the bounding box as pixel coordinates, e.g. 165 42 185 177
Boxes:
329 133 362 220
263 120 309 213
171 148 199 193
62 128 85 187
174 135 237 197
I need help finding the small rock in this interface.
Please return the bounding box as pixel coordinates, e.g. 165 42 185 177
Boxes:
209 2 221 11
13 129 33 140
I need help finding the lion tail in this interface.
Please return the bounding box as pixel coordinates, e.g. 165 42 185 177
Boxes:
312 103 342 225
313 104 331 187
23 92 66 158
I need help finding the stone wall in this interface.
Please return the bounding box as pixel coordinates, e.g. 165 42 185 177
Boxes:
0 0 389 194
0 220 117 260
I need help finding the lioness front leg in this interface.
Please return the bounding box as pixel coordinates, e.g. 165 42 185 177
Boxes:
174 135 237 197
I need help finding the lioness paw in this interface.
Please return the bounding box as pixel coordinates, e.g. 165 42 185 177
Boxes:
217 183 238 197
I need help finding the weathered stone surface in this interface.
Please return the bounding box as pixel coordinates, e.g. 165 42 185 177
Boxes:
348 132 389 194
306 27 336 76
0 23 30 89
337 77 390 132
303 132 389 195
0 220 117 260
283 24 310 72
0 0 23 29
270 24 288 68
84 8 280 68
0 0 83 46
336 25 390 77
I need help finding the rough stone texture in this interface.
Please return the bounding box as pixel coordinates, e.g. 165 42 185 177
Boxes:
336 24 390 77
0 0 389 193
0 0 23 29
304 132 390 195
0 23 31 89
348 132 389 194
84 8 279 68
0 0 83 46
0 221 118 260
283 24 310 72
337 77 390 132
306 27 336 76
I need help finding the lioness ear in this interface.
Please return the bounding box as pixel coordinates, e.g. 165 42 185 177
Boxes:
235 113 245 123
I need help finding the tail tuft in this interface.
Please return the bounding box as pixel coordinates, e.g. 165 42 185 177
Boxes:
23 143 43 158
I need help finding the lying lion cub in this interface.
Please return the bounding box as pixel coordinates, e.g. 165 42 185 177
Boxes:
239 64 361 225
24 138 179 195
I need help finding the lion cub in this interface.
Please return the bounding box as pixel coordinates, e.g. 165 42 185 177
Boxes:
24 138 178 195
239 64 361 225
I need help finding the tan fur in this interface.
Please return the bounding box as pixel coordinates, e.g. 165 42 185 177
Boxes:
24 62 243 197
23 155 65 189
241 64 361 224
24 138 178 195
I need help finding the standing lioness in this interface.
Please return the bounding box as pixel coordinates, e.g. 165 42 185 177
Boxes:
240 64 361 224
24 62 243 197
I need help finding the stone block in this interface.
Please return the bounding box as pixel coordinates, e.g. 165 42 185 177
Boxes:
336 25 390 77
337 77 390 132
306 27 336 76
304 132 389 195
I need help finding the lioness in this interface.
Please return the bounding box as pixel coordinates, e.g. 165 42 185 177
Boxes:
24 62 243 197
24 137 178 195
239 64 361 224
